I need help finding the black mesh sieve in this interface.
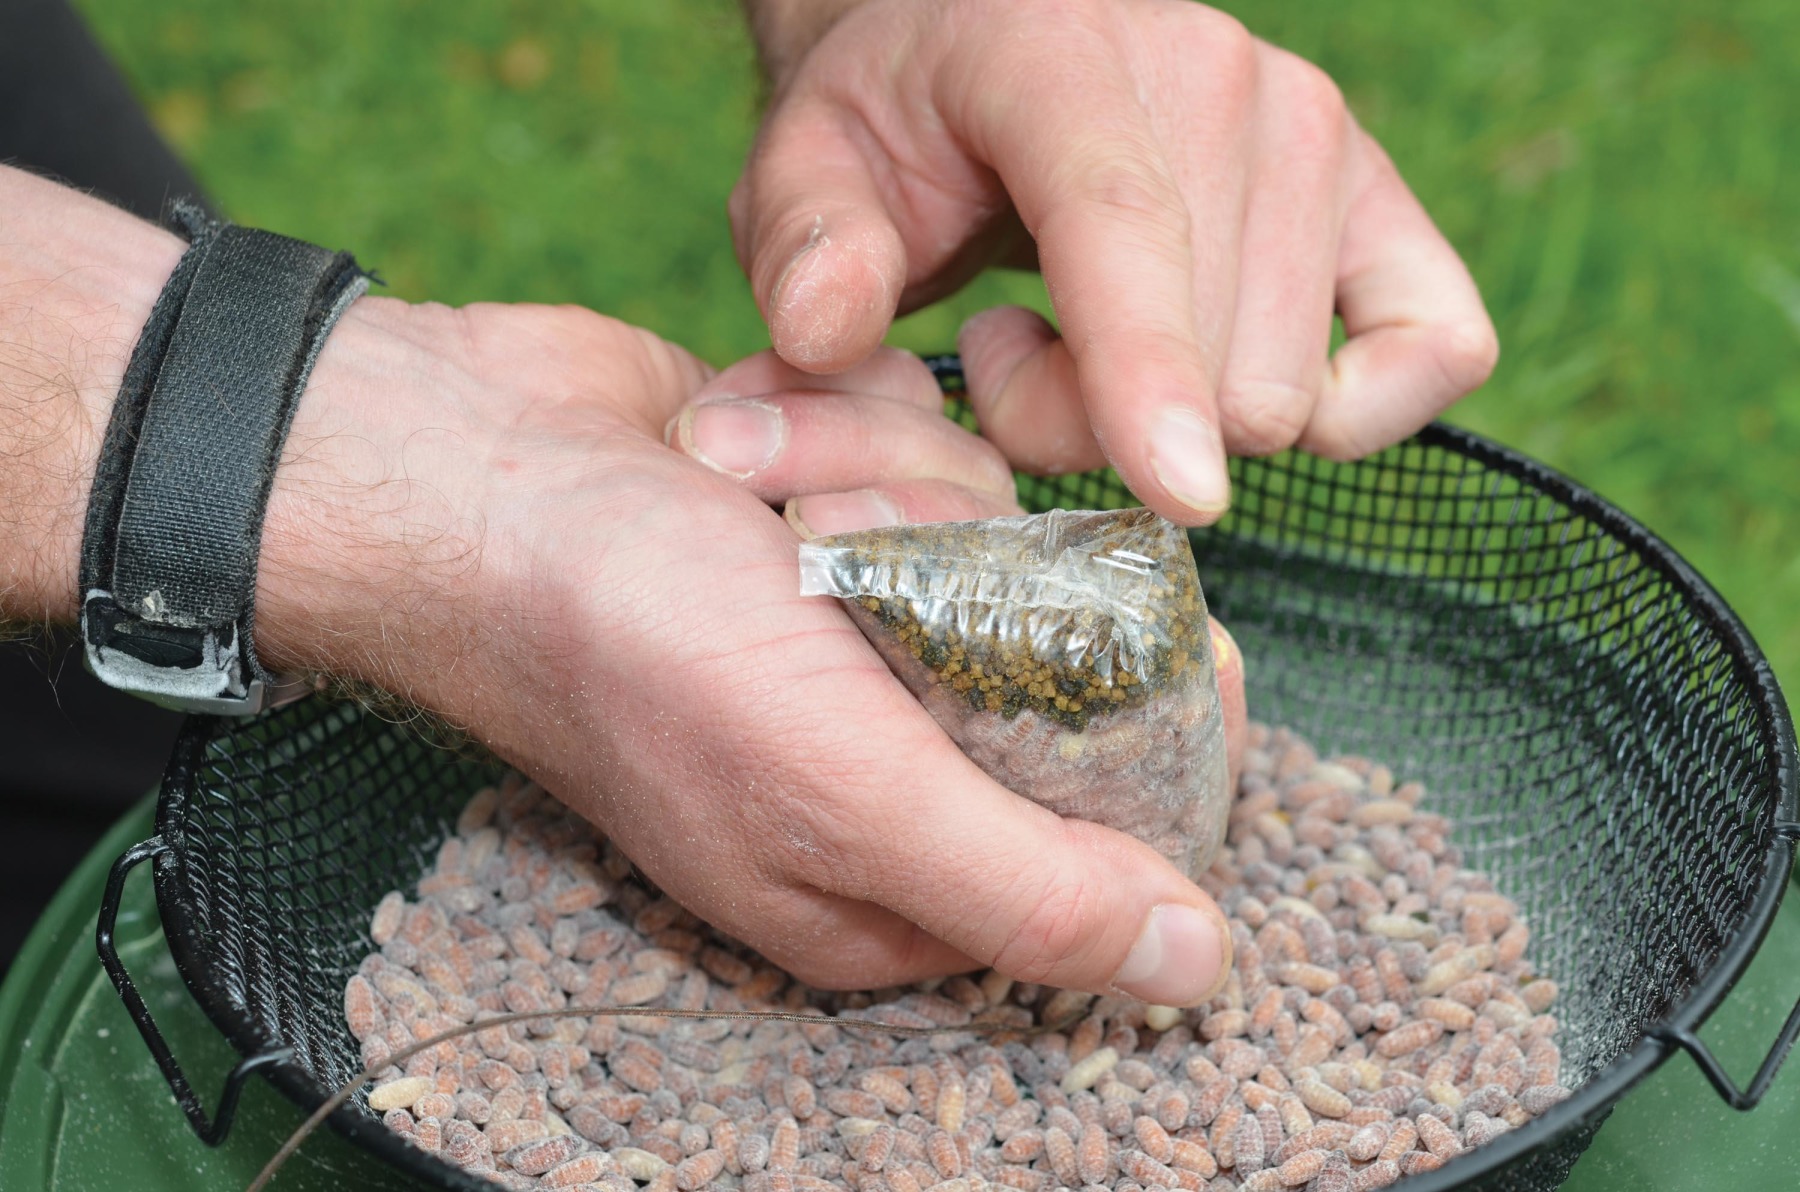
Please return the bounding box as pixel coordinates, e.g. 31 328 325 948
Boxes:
97 361 1798 1192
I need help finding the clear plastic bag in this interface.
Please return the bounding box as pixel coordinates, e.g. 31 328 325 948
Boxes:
798 507 1230 877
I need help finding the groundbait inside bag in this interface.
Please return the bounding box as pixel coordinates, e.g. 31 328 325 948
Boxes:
798 507 1229 877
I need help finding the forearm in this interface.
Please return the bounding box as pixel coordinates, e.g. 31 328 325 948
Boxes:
0 167 478 704
738 0 864 85
0 166 183 626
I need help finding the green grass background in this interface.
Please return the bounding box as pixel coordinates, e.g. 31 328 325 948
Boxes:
76 0 1799 698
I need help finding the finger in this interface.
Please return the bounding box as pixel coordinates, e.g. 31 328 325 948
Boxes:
784 478 1023 539
962 38 1253 524
668 391 1016 499
678 878 982 991
730 96 907 373
957 306 1107 475
801 727 1233 1003
582 524 1230 999
1305 130 1499 460
1209 617 1249 789
659 615 1249 995
692 346 942 412
1215 49 1348 456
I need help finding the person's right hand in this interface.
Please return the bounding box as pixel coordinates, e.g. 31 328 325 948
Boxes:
730 0 1500 524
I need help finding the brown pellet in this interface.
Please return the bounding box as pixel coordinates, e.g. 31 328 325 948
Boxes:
1415 1113 1464 1160
1376 1118 1417 1164
1345 1121 1389 1162
1519 1084 1572 1114
769 1117 800 1173
1076 1125 1110 1185
1374 1019 1444 1058
1163 1138 1212 1178
359 730 1572 1190
542 1153 612 1188
1131 1116 1174 1164
1231 1111 1265 1173
1274 1147 1327 1186
674 1148 727 1190
1399 1150 1447 1175
936 1074 967 1132
1295 1079 1351 1120
505 1135 585 1177
1042 1126 1078 1186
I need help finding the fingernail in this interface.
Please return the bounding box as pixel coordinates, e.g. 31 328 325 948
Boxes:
675 399 786 478
1209 619 1237 675
769 220 897 371
773 225 829 319
1113 903 1231 1007
1148 407 1231 518
785 490 903 539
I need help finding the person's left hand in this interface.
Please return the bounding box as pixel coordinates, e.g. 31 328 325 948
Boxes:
664 344 1250 776
273 300 1250 1001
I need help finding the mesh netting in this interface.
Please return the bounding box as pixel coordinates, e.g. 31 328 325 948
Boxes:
149 390 1795 1192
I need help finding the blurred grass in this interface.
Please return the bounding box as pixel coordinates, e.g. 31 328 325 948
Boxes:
76 0 1799 698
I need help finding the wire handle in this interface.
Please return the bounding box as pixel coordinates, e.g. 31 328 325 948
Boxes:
1651 819 1800 1110
95 835 291 1145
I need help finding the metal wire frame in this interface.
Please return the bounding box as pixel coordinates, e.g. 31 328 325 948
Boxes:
97 360 1798 1192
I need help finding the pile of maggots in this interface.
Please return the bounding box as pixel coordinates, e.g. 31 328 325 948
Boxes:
344 722 1571 1192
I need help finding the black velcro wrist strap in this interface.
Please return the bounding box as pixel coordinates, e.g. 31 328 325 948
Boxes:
79 204 372 715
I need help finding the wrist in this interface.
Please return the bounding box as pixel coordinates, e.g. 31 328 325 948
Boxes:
1 168 519 725
253 297 496 712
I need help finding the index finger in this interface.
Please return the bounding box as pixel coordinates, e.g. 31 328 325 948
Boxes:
955 37 1242 523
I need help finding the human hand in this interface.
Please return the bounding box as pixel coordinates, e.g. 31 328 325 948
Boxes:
666 342 1251 768
732 0 1498 522
267 302 1249 1002
1 165 1246 1002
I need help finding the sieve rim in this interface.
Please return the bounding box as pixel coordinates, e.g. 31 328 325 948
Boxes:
151 710 506 1192
143 413 1799 1192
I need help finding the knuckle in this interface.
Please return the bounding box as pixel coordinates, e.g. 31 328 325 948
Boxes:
1071 153 1190 241
1094 163 1183 221
1194 7 1256 64
1278 58 1351 159
766 921 871 986
968 436 1022 494
1282 55 1348 125
1190 9 1258 91
988 867 1099 984
746 729 943 894
776 924 938 992
1297 423 1372 463
1433 319 1501 393
1219 380 1316 456
995 0 1111 34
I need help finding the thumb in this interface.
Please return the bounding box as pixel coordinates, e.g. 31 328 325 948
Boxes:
730 97 907 374
879 790 1232 1006
824 712 1234 1004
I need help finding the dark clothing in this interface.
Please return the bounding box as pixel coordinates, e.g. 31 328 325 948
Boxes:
0 0 211 218
1 0 211 971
